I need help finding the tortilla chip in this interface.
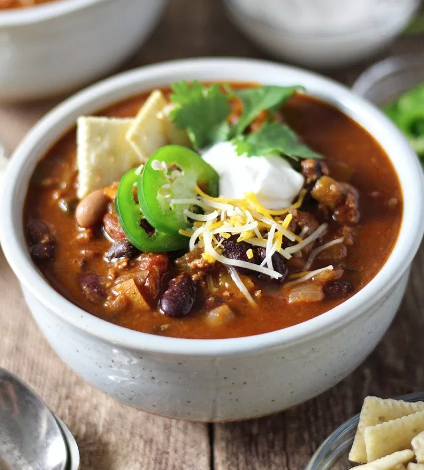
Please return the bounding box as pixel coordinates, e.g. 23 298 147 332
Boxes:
365 411 424 462
354 450 413 470
77 116 139 199
126 90 169 161
412 432 424 464
407 464 424 470
161 103 191 147
350 397 424 463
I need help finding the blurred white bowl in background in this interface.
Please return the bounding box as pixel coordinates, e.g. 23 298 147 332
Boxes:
0 0 168 102
224 0 419 68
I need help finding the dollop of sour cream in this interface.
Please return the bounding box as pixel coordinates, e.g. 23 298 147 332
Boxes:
201 141 304 210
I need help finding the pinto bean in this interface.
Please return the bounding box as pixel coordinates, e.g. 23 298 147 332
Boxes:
323 280 353 300
159 273 196 317
76 189 109 228
106 240 140 261
79 273 107 303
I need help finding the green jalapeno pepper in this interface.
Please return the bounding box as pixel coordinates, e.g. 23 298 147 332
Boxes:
116 167 187 252
139 145 219 236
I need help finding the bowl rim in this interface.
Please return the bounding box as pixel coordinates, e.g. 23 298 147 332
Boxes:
352 53 424 97
305 392 424 470
223 0 419 39
0 0 107 26
2 57 424 356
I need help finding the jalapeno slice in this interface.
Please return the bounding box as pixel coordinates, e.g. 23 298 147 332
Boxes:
139 145 219 236
116 167 188 252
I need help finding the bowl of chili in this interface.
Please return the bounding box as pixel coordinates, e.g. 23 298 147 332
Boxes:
1 58 423 421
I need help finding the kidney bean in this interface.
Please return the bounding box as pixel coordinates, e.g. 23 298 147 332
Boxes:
106 240 140 261
79 273 107 303
220 235 258 264
27 221 55 261
103 213 126 241
76 189 109 228
159 273 196 317
323 280 353 300
256 247 288 284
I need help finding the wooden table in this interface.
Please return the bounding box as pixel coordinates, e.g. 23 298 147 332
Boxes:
0 1 423 469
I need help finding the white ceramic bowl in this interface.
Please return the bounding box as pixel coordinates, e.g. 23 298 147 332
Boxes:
1 58 423 421
0 0 168 102
224 0 419 68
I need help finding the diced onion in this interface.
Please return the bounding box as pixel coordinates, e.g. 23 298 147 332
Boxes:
284 265 334 288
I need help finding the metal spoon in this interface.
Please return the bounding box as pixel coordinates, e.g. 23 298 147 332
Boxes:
0 368 79 470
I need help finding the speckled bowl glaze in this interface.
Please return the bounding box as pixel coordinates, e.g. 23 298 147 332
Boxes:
1 59 423 421
0 0 168 102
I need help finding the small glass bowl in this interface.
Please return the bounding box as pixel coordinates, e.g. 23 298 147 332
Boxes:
353 54 424 107
305 392 424 470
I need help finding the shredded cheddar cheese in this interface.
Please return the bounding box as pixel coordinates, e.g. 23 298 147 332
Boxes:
171 187 329 303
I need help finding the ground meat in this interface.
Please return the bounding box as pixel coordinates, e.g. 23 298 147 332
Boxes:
311 177 360 225
137 253 171 300
205 295 223 311
174 247 214 282
301 159 329 187
103 213 126 241
288 209 320 238
339 226 355 246
333 183 360 225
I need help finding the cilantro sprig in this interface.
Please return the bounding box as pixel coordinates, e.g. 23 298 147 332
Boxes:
233 121 322 160
230 85 302 136
170 80 322 160
170 81 231 150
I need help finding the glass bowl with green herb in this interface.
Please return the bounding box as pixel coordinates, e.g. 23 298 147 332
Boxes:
353 54 424 161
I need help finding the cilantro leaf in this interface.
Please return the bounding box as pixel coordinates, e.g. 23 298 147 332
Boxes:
232 85 302 135
170 80 231 150
232 121 322 160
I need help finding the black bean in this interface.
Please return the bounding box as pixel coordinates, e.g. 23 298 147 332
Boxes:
159 273 196 317
79 273 107 303
106 240 140 261
27 221 54 245
220 235 258 264
27 221 55 261
256 247 288 285
323 280 353 300
30 242 55 261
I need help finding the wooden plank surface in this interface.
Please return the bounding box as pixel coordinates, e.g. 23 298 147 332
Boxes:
0 0 423 469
